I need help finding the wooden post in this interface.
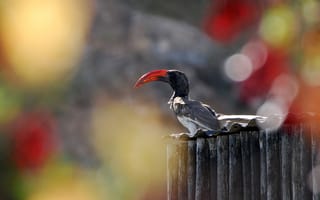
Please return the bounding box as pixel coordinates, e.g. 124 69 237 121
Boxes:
167 124 319 200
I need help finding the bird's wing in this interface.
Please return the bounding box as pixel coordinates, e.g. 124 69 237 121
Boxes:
202 103 218 117
176 99 220 130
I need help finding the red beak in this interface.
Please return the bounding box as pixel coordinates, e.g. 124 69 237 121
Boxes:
134 69 168 88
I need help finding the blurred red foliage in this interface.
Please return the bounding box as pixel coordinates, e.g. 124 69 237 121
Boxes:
203 0 260 42
286 82 320 124
10 111 56 171
239 46 291 104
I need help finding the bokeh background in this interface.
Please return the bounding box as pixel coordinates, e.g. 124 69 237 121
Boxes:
0 0 320 199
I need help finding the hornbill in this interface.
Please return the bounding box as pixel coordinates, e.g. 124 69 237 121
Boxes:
134 69 220 136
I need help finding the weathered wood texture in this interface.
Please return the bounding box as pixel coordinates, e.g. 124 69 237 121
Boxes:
167 125 320 200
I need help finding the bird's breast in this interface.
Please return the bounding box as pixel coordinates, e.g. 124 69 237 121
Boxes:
170 102 181 114
170 97 187 114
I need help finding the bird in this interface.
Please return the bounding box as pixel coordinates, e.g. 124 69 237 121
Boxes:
134 69 220 136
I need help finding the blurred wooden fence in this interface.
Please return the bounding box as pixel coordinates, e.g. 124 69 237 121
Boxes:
167 124 320 200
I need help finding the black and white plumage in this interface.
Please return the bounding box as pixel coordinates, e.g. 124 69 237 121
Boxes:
135 69 220 136
170 96 220 135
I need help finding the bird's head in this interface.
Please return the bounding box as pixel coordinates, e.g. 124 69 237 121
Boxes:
134 69 189 97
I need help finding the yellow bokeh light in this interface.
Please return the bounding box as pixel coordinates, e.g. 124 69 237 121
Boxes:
22 162 103 200
29 181 97 200
0 0 92 87
302 0 320 25
259 5 297 48
91 98 174 193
